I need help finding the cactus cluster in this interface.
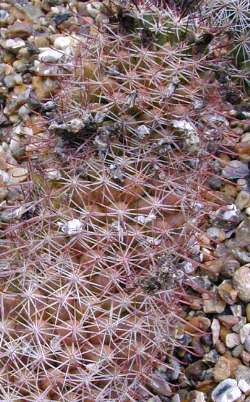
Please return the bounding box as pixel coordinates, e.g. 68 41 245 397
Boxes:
0 1 239 401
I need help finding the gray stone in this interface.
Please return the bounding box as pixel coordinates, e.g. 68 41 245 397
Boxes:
244 335 250 352
2 38 26 52
211 379 241 402
222 160 249 180
0 9 10 26
240 324 250 343
236 366 250 394
38 48 64 63
225 333 240 349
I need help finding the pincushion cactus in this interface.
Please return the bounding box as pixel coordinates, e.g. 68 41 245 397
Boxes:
0 1 239 401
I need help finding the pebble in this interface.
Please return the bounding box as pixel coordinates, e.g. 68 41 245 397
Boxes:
2 38 26 52
233 265 250 302
236 366 250 394
206 227 226 242
149 372 172 397
246 304 250 322
211 379 241 402
222 160 249 180
239 323 250 343
217 280 238 305
171 119 200 153
231 344 244 358
211 318 220 345
58 219 83 236
9 136 25 159
213 356 231 382
236 190 250 210
0 9 10 26
38 48 64 63
221 258 240 277
211 204 242 230
244 335 250 352
225 333 240 348
218 315 240 328
189 391 206 402
5 22 32 39
203 292 226 314
53 35 72 50
8 167 28 184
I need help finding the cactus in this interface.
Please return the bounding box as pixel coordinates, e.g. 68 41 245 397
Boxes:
0 1 240 401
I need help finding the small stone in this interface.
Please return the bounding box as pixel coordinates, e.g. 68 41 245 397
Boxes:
4 88 30 115
211 379 241 402
0 206 27 222
233 265 250 302
17 4 43 21
2 38 26 52
54 36 72 50
241 350 250 365
232 317 246 333
231 344 244 358
38 48 64 63
222 258 240 278
225 333 240 349
236 219 250 247
206 227 226 242
236 190 250 210
244 335 250 352
222 160 249 180
58 219 83 236
204 113 229 127
135 124 150 139
203 292 226 314
218 280 238 305
232 248 250 264
185 360 205 382
32 77 59 100
8 167 28 184
211 319 220 345
211 204 242 230
215 340 226 354
240 323 250 343
171 119 200 153
208 176 223 190
213 356 231 382
149 372 172 396
189 391 206 402
3 74 22 88
203 349 219 364
86 2 105 18
9 136 25 159
5 22 32 39
0 9 10 26
236 366 250 394
218 315 240 329
246 304 250 322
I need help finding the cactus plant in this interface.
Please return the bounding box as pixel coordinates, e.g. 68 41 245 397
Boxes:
0 1 240 401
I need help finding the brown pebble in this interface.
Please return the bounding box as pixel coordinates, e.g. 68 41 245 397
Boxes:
185 316 211 335
215 340 226 355
220 325 230 343
5 22 32 39
218 280 238 305
213 356 231 382
218 315 240 328
202 258 224 279
203 292 226 314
